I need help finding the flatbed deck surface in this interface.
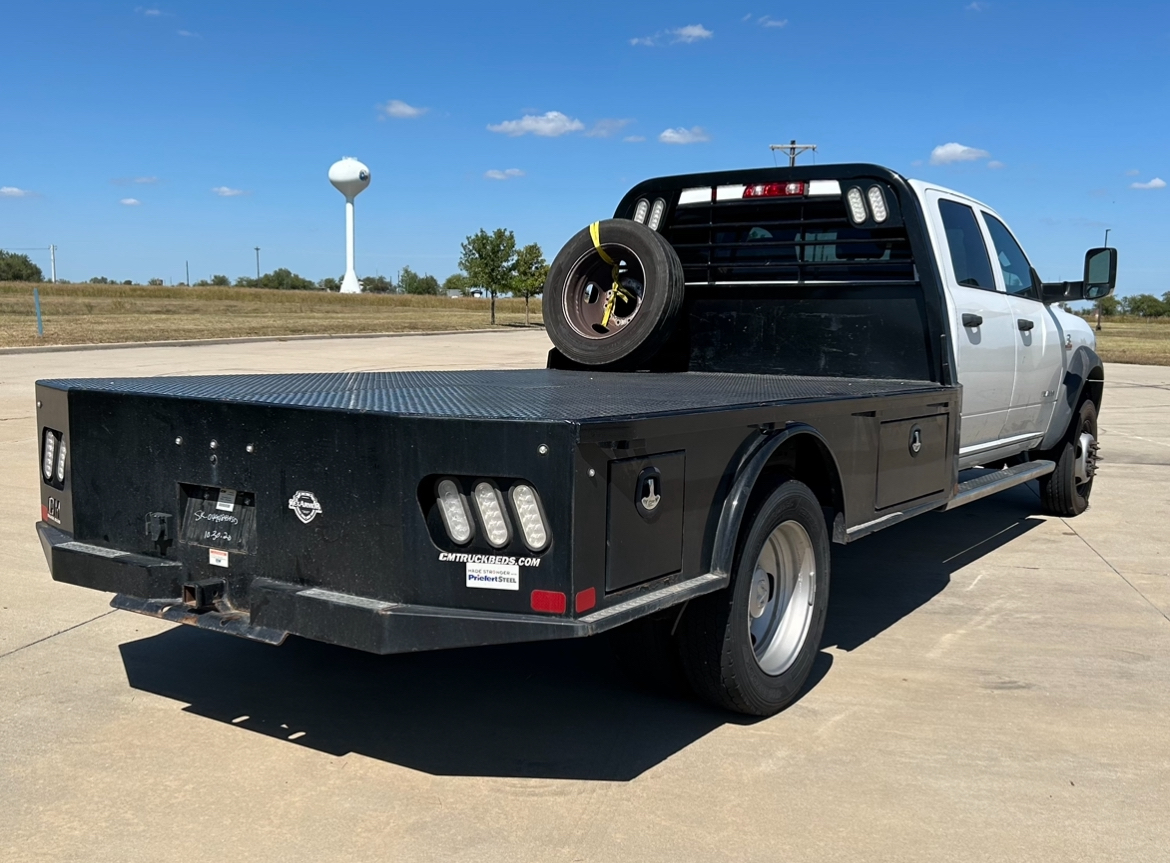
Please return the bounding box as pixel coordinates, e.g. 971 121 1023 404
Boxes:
39 370 945 421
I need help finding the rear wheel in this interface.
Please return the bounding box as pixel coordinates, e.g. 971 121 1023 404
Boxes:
677 480 831 716
1039 399 1098 517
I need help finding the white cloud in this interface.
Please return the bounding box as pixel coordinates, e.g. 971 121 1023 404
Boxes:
211 186 244 197
134 176 157 184
135 7 162 15
759 15 788 27
485 169 525 180
671 24 713 43
585 118 632 138
1131 177 1166 190
631 23 713 46
929 142 991 165
379 99 428 119
659 126 710 145
487 111 584 137
624 135 646 143
966 2 987 10
0 186 32 197
1125 169 1140 176
120 198 141 206
987 160 1005 169
177 29 198 37
742 13 753 21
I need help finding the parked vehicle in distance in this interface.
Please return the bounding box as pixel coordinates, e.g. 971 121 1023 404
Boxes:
34 164 1116 715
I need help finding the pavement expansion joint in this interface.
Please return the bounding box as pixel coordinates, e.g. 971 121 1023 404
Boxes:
0 610 118 661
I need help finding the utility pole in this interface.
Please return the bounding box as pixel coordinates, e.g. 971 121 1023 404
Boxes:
254 247 261 281
185 260 190 287
1096 228 1111 332
49 244 57 283
769 139 817 167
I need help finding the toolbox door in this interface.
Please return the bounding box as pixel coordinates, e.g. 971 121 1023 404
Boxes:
875 414 949 509
606 451 685 592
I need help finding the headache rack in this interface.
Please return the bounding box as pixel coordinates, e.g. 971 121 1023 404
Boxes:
664 185 914 286
609 164 950 385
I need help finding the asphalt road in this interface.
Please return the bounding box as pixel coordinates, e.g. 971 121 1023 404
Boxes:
2 332 1168 863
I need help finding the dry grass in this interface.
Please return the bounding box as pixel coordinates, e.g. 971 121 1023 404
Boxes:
1091 316 1170 366
0 282 543 348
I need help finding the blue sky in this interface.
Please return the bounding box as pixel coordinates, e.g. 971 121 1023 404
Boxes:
1 1 1167 294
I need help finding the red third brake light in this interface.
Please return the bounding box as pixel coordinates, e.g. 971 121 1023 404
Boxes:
743 181 806 199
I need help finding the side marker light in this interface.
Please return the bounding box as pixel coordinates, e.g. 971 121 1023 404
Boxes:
531 589 567 614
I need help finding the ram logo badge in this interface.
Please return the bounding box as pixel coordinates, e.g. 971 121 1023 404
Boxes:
288 490 323 524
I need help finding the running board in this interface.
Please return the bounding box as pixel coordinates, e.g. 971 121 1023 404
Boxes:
843 460 1056 541
943 460 1055 511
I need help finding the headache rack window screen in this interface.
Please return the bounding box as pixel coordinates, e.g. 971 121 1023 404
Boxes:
664 193 914 285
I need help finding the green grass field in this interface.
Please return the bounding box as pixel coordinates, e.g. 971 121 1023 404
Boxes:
2 282 1167 365
0 282 543 348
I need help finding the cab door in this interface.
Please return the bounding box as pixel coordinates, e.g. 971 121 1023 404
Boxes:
926 191 1016 450
979 211 1063 439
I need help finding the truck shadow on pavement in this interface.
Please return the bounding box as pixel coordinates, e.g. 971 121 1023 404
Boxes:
119 485 1044 781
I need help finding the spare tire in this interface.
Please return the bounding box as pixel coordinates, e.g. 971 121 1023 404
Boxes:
543 219 685 367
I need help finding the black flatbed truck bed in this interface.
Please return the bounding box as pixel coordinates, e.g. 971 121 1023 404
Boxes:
35 368 958 654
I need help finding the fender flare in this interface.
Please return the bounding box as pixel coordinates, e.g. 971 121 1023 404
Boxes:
709 423 844 579
1040 345 1104 450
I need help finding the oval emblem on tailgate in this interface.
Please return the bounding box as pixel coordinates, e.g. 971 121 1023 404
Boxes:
288 490 323 524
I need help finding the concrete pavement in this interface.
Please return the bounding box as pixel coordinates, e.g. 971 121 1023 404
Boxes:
1 333 1167 862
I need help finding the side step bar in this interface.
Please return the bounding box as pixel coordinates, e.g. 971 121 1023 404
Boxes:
943 460 1055 510
845 459 1055 541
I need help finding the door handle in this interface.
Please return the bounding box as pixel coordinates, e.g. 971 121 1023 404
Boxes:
961 313 983 328
1017 318 1034 331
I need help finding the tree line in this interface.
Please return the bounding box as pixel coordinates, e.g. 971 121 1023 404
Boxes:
1091 293 1170 318
1 228 550 324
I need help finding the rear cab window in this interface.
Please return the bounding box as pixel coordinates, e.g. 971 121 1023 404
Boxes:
937 199 996 290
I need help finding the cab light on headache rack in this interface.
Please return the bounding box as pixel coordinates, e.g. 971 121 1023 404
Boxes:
632 198 650 224
436 478 473 545
473 481 511 548
42 429 57 481
846 187 869 224
647 198 667 231
867 186 889 223
743 182 806 199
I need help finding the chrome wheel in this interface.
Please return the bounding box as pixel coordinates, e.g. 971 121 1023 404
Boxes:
748 519 817 676
1074 430 1098 487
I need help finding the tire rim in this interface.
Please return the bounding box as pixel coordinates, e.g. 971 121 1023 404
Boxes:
747 519 816 676
1074 427 1098 488
560 244 646 340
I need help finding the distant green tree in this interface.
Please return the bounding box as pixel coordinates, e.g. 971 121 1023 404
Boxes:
442 273 471 295
319 277 340 292
148 278 164 286
254 268 317 290
1121 294 1168 317
122 279 133 285
511 242 548 326
399 266 441 295
210 274 231 286
459 228 517 325
0 250 44 282
235 276 256 287
89 276 111 284
1097 295 1119 316
360 274 394 293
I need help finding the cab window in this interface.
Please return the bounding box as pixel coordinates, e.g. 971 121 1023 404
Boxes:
938 200 995 290
982 213 1037 300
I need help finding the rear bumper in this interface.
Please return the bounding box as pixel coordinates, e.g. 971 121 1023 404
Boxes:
38 522 725 654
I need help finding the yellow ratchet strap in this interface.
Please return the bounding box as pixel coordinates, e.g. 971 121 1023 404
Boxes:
589 221 627 330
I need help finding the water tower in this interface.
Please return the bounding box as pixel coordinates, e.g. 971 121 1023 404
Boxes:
328 157 371 293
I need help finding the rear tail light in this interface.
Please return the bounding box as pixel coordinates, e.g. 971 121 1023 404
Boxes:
55 439 67 482
472 481 511 548
42 429 58 481
510 484 549 551
743 181 806 199
530 589 566 614
866 186 888 222
436 478 473 545
632 198 649 224
846 187 868 224
647 198 666 231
